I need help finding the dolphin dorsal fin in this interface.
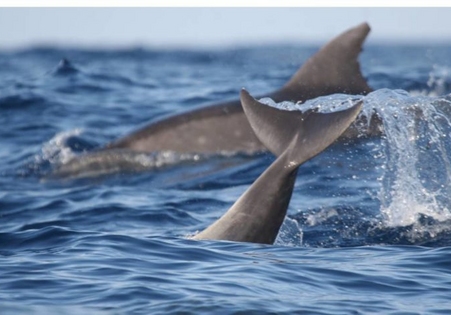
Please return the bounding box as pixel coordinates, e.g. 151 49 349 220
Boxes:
274 22 372 102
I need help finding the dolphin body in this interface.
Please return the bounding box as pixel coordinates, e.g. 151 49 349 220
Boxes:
51 22 372 179
193 90 362 244
106 22 372 153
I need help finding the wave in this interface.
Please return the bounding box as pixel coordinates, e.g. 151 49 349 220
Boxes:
0 93 47 110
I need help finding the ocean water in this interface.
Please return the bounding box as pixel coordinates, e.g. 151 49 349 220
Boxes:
1 43 451 314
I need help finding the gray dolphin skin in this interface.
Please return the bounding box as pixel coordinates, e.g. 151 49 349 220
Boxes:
193 90 363 244
52 22 372 178
105 22 372 154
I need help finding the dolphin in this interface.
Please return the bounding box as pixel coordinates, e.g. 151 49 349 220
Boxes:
105 22 372 154
193 90 362 244
51 22 372 179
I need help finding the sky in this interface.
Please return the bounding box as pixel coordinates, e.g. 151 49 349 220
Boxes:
1 7 451 50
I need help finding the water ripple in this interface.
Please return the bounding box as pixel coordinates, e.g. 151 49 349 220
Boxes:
2 44 451 314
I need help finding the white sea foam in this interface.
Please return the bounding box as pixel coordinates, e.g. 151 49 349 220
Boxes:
410 65 451 97
37 129 82 165
259 94 362 113
363 89 451 227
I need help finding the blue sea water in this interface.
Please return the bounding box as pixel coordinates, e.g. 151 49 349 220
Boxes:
1 42 451 314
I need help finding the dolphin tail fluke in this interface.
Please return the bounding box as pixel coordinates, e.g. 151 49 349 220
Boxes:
272 22 372 102
193 90 362 244
240 89 363 163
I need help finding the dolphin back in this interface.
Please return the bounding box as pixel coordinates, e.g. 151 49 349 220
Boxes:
49 22 372 180
106 22 372 155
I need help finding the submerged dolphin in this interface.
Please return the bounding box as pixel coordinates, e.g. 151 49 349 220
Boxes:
193 90 362 244
51 22 372 178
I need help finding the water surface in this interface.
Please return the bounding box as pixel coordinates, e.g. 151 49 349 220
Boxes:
1 43 451 314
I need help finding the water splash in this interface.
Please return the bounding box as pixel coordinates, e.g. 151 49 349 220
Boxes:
259 94 360 113
47 150 207 180
275 217 303 247
268 89 451 243
410 65 451 97
38 129 83 165
362 90 451 229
